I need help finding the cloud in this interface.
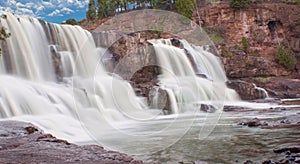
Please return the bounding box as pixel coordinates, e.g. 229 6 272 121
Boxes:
42 1 54 8
0 0 90 22
48 9 62 17
15 7 35 16
61 7 74 14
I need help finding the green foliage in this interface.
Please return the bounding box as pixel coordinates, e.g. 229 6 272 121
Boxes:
0 14 11 55
155 0 172 9
203 27 225 44
241 37 249 51
221 48 233 58
86 0 97 20
230 0 250 9
0 27 11 41
255 76 273 83
175 0 195 19
275 46 296 69
65 18 77 25
281 0 300 5
233 44 240 50
209 33 224 44
97 0 116 19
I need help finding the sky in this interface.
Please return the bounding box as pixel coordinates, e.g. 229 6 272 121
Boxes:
0 0 89 23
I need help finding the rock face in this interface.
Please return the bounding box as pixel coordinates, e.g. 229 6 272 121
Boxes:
223 55 291 78
196 1 300 78
226 80 268 100
0 121 143 164
253 78 300 98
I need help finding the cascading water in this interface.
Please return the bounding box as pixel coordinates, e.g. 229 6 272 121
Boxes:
0 11 155 142
0 11 241 155
148 39 240 114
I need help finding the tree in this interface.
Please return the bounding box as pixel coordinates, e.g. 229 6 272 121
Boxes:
155 0 171 10
175 0 195 19
65 18 77 25
86 0 97 20
0 14 11 55
97 0 112 19
275 46 296 70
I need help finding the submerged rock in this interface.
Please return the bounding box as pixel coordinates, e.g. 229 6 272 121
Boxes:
0 121 143 164
238 118 268 127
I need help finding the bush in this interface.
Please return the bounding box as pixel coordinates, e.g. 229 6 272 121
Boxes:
241 37 249 51
230 0 250 9
275 46 296 69
65 18 77 25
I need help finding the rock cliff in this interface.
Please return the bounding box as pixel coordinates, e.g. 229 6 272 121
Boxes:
81 1 300 100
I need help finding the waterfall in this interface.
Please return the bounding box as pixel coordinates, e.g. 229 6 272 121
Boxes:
0 11 240 146
0 11 157 142
149 39 240 114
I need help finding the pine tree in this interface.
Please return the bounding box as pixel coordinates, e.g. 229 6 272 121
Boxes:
86 0 97 20
175 0 195 19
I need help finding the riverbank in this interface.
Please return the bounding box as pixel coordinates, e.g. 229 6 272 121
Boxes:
0 121 144 164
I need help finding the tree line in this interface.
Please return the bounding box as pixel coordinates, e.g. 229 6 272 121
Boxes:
86 0 196 20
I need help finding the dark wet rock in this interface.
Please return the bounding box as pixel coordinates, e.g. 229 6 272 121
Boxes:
223 105 248 112
238 118 268 127
244 160 254 164
200 104 217 113
148 87 171 114
0 121 143 164
226 80 268 100
265 145 300 164
274 146 300 154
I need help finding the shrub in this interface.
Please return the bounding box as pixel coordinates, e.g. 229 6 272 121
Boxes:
230 0 250 9
65 18 77 25
241 37 249 51
275 46 296 69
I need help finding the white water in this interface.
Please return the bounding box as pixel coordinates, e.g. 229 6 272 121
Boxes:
0 12 158 143
149 39 240 114
0 11 244 155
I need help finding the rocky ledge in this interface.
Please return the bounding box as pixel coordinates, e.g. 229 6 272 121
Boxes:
0 121 143 164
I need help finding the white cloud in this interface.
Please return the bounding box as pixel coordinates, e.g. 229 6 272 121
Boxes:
24 2 35 8
36 6 45 13
48 9 62 17
15 7 35 16
61 7 74 14
1 0 90 22
42 1 54 8
16 2 26 7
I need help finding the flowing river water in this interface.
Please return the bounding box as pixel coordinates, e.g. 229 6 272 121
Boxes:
0 11 299 163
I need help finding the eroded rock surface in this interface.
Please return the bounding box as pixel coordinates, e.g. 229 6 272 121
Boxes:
0 121 143 164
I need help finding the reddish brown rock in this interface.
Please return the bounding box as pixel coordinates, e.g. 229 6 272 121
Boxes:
223 55 291 78
0 121 143 164
226 80 268 100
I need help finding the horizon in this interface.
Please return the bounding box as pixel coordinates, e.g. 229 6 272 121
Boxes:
0 0 89 24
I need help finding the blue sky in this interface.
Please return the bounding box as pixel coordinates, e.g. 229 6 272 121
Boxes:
0 0 89 23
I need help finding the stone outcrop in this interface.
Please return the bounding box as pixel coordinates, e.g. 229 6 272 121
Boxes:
226 80 268 100
0 121 143 164
81 2 300 100
196 1 300 78
252 77 300 98
223 55 291 78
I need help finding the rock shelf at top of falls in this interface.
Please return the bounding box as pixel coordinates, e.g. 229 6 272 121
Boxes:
0 120 145 164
